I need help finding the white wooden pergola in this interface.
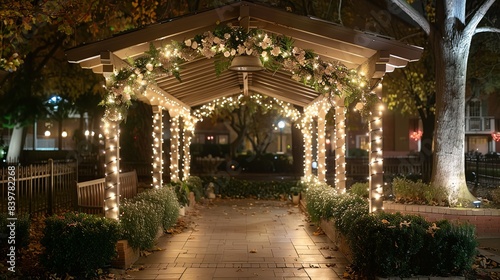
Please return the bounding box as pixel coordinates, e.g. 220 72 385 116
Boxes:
66 1 422 219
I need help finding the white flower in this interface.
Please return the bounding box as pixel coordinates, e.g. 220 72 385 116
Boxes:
213 37 221 44
261 35 272 49
191 41 198 49
224 51 231 57
184 39 192 47
146 63 154 72
271 46 281 56
123 93 131 102
237 45 246 55
245 48 253 55
261 51 268 58
224 33 231 39
231 49 237 56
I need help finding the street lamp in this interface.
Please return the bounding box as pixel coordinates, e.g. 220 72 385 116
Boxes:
278 120 285 153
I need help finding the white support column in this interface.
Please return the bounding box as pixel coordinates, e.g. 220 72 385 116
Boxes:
170 114 180 182
369 101 384 212
182 116 195 181
334 97 347 192
152 106 164 188
102 110 121 220
317 107 327 182
302 117 314 179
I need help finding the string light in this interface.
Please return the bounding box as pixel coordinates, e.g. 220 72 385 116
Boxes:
170 115 180 182
151 106 164 188
369 95 384 213
101 115 120 220
97 25 375 218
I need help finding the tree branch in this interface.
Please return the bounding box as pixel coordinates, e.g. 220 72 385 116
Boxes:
474 26 500 34
388 0 431 35
466 0 496 34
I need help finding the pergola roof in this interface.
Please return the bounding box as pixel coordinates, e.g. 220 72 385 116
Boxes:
66 1 423 109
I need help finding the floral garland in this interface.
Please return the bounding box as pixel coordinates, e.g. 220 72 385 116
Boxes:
102 23 371 120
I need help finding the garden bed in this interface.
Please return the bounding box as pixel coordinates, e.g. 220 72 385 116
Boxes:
383 201 500 238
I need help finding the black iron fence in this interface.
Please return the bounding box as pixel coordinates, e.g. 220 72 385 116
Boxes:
0 159 77 216
465 155 500 188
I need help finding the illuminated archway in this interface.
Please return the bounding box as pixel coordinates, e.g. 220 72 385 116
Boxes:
99 24 383 219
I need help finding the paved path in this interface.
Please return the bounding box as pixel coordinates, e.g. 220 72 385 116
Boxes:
126 198 349 279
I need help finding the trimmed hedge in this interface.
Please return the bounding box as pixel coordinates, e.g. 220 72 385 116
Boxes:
120 186 179 250
348 213 477 278
302 180 477 278
201 176 298 199
41 212 121 277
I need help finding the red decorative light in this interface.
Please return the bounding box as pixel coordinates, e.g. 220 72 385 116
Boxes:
492 132 500 142
410 130 423 141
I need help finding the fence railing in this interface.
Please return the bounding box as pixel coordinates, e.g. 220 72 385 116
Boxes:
340 157 424 182
465 156 500 188
0 160 77 216
76 170 138 215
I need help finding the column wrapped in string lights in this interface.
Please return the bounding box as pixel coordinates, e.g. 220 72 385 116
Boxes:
317 105 327 182
301 116 314 180
334 96 347 192
102 109 121 220
182 116 196 181
169 114 180 182
151 106 164 188
369 101 384 212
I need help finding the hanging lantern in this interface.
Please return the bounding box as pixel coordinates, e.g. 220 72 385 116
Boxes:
228 55 264 72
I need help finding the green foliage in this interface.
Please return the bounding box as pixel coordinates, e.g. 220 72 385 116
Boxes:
418 220 477 276
41 212 121 277
392 177 447 205
348 182 369 198
490 187 500 206
304 181 340 223
135 187 180 230
200 176 297 200
348 212 477 278
185 176 204 201
120 186 181 250
0 213 30 249
171 181 190 206
331 193 369 236
120 198 162 250
290 181 305 195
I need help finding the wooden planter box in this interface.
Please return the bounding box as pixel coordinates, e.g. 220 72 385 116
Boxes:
111 240 139 269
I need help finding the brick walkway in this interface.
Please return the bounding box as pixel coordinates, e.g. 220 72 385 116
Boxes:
126 198 349 279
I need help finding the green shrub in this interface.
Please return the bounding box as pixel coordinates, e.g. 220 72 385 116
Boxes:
135 187 179 230
304 181 338 223
490 187 500 206
348 212 477 278
200 176 297 199
41 212 120 277
418 220 477 276
185 176 204 201
120 199 162 250
392 177 446 205
171 181 190 206
331 193 368 236
0 213 30 249
348 182 369 198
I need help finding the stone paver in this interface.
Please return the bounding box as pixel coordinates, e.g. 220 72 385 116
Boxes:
126 198 348 279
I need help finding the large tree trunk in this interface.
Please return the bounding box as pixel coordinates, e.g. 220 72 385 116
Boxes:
430 26 476 206
6 126 24 162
